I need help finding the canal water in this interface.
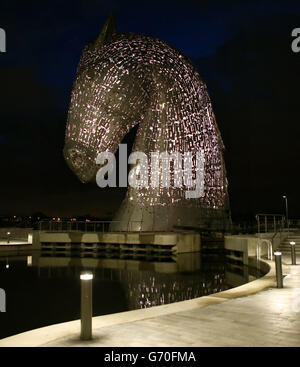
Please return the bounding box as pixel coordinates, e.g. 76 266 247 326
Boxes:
0 251 266 339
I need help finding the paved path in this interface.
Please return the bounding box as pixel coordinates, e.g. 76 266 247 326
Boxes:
42 254 300 347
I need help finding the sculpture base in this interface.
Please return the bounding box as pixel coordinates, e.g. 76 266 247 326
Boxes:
110 199 231 232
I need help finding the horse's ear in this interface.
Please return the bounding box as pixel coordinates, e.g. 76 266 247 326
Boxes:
94 13 116 48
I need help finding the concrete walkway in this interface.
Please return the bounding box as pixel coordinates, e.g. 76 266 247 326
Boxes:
44 255 300 347
1 254 299 347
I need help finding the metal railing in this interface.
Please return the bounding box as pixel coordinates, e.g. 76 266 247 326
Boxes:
255 214 285 234
38 220 143 233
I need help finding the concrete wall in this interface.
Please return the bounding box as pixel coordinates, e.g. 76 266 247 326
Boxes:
0 230 201 254
0 228 32 240
0 229 36 255
176 233 201 253
224 234 281 264
35 230 201 254
37 231 177 245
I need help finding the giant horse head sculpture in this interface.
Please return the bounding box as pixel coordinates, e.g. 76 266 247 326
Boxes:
63 15 231 231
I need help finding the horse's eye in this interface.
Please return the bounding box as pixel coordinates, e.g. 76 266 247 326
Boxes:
86 70 94 80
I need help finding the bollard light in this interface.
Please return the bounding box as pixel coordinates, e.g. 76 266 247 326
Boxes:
6 232 10 244
80 271 93 340
274 251 283 288
290 241 297 265
80 273 93 280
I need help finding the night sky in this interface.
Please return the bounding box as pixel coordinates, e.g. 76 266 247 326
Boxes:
0 0 299 221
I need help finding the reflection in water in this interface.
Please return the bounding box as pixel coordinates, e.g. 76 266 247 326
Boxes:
0 252 265 339
126 271 226 309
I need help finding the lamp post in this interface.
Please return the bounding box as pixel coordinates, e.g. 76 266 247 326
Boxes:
290 241 297 265
282 195 289 230
6 232 10 244
80 272 93 340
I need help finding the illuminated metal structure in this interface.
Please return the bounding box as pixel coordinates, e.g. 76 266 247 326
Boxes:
63 15 231 231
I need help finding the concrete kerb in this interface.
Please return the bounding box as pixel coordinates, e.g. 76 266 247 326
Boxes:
0 258 278 347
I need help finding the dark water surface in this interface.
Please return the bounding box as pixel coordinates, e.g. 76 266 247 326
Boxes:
0 251 265 339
